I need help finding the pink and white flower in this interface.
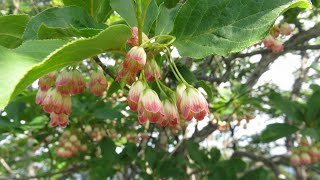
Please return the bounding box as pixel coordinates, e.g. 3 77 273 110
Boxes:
300 153 311 165
138 88 163 124
127 80 146 111
263 35 276 48
42 88 71 115
123 46 147 73
290 154 300 166
56 69 86 95
180 87 209 121
127 27 149 47
89 69 108 96
38 72 57 91
280 22 293 36
271 40 284 53
35 89 47 105
144 58 161 82
162 99 180 127
50 112 69 128
176 83 186 111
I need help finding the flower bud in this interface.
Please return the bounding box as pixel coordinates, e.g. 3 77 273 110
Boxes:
42 88 63 114
56 69 86 95
127 27 149 47
84 125 92 134
123 47 146 73
144 58 161 82
270 25 280 38
180 87 209 121
50 112 69 128
263 35 276 48
36 89 47 105
89 68 108 96
176 83 187 111
280 22 293 36
300 153 311 165
163 99 180 127
38 72 56 91
271 40 284 53
70 135 78 143
290 154 300 166
127 80 146 111
138 88 163 124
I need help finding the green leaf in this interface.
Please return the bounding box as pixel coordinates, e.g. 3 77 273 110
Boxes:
171 0 311 58
240 167 269 180
110 0 158 34
37 24 101 39
0 15 30 48
125 143 138 159
90 138 117 179
63 0 113 23
163 0 180 8
0 25 131 110
186 141 209 167
107 81 122 97
269 92 305 122
110 0 137 27
155 3 181 35
259 123 298 143
94 103 122 119
300 128 320 140
23 6 106 40
306 90 320 126
175 63 197 84
143 0 159 34
21 115 49 130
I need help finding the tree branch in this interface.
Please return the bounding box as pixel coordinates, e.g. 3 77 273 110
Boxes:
246 23 320 88
93 56 116 80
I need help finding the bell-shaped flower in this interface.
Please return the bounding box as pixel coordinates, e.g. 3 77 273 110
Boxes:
290 154 300 166
89 69 108 96
263 35 276 48
176 83 186 111
38 72 57 91
123 46 146 73
36 89 47 105
270 25 280 38
50 112 69 128
280 22 293 36
144 58 161 82
138 88 163 124
56 69 86 95
163 99 180 127
271 40 284 53
180 87 209 121
127 80 146 111
300 153 311 165
42 88 63 114
127 27 149 47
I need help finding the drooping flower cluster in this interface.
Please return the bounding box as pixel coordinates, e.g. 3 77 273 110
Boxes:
119 27 210 127
56 130 87 158
36 67 108 128
262 22 293 53
290 137 320 166
127 80 209 127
